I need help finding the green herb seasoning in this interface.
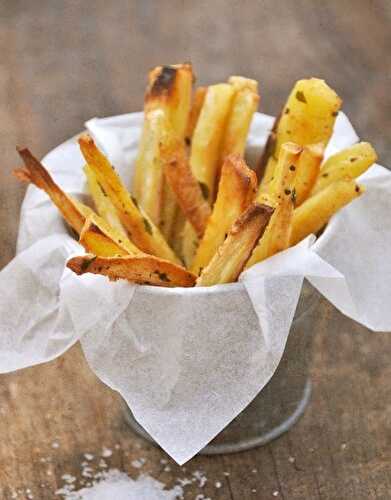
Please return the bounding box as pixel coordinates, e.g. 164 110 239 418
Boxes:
295 91 307 103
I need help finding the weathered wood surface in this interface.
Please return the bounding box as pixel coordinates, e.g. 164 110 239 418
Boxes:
0 1 390 498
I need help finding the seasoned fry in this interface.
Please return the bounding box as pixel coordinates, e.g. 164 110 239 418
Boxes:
182 83 235 265
248 143 301 267
311 142 377 196
78 134 181 264
191 154 257 275
257 78 342 187
15 147 86 234
185 86 207 144
294 143 324 206
219 78 259 164
290 179 365 246
84 164 126 235
196 203 274 286
162 137 211 238
67 253 196 288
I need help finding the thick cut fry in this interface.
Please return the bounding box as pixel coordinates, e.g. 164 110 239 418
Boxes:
248 143 302 267
162 138 211 238
219 78 259 164
67 254 196 288
84 164 126 235
290 179 365 246
78 134 180 264
191 154 257 275
196 203 274 286
185 86 207 144
294 143 324 206
311 142 377 196
257 78 342 187
15 147 85 234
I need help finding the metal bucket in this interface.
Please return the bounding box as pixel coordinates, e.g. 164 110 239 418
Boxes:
121 281 319 455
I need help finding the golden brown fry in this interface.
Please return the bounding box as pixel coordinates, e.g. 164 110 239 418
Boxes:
67 253 196 288
196 203 274 286
191 154 257 275
219 78 259 164
257 78 342 187
294 143 324 206
185 86 207 144
248 143 301 267
15 147 86 234
290 179 365 246
78 134 181 264
310 142 377 196
84 164 126 235
162 138 211 238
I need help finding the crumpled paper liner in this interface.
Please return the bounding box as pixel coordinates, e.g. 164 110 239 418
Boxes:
1 111 390 464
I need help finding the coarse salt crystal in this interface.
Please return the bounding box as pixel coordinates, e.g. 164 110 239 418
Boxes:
273 491 280 496
215 481 222 488
101 447 112 458
52 442 60 449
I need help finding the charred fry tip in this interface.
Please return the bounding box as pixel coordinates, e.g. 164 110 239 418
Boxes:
231 202 274 234
147 66 177 98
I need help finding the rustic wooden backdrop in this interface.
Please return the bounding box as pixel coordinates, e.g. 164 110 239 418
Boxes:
0 1 390 498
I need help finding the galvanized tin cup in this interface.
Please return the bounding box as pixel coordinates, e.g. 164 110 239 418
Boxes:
122 281 319 455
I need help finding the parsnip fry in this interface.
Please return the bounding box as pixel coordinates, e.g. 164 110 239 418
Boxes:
185 86 207 144
162 138 211 238
191 154 257 275
257 78 342 187
219 78 259 163
67 254 196 288
84 164 126 235
294 143 324 206
290 179 365 246
248 143 301 267
78 134 180 264
196 203 274 286
311 142 377 196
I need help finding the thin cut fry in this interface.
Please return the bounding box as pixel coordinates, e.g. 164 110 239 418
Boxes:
294 143 324 206
290 179 365 246
219 77 259 163
257 78 342 187
196 203 274 286
84 164 126 235
78 134 181 264
185 86 207 144
191 154 257 275
162 137 211 238
248 143 302 267
311 142 377 196
67 253 196 288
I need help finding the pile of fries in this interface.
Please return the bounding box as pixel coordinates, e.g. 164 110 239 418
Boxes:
14 63 377 288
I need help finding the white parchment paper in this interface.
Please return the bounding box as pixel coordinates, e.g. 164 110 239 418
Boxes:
1 111 390 464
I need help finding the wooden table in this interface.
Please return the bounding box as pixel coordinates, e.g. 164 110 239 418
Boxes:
1 1 390 498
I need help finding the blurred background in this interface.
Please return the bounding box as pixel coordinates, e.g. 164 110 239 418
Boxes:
1 0 390 268
1 2 391 498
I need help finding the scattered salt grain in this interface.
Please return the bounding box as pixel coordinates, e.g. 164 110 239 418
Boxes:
251 468 257 473
101 447 112 458
223 471 230 477
192 470 207 488
160 458 168 465
84 454 94 461
131 458 145 469
341 443 347 450
114 444 121 450
273 490 280 496
52 442 60 449
98 459 108 469
62 475 76 484
215 481 222 488
288 456 295 463
163 465 171 472
55 469 183 499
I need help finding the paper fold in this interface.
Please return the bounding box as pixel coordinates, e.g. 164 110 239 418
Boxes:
1 111 390 464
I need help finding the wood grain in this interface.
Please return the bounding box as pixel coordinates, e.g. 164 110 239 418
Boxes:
0 1 390 498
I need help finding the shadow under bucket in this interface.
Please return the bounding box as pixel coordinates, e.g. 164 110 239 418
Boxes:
122 281 320 455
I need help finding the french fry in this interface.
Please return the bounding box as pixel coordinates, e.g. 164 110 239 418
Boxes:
84 164 126 235
182 83 235 265
196 203 274 286
78 134 181 264
185 86 207 144
162 137 211 238
191 154 257 275
67 253 196 288
290 179 365 246
219 77 259 163
294 143 324 206
310 142 377 196
248 143 302 267
257 78 342 187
